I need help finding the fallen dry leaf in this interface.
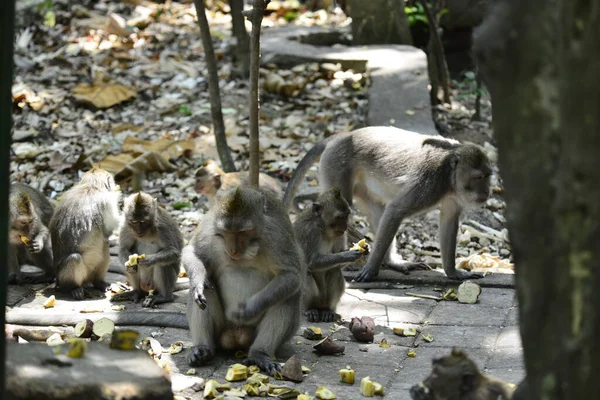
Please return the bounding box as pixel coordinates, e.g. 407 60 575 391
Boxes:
73 82 136 109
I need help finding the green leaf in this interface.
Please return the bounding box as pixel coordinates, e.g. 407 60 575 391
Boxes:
464 71 476 80
173 202 192 210
283 11 297 22
439 8 450 17
415 15 429 24
44 11 56 28
178 105 192 116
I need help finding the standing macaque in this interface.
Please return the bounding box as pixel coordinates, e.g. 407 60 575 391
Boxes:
112 192 183 307
194 159 283 203
283 126 492 282
410 348 515 400
294 188 365 322
50 167 121 300
8 183 55 284
184 186 305 375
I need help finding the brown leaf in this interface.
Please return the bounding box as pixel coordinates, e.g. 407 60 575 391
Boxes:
73 82 136 109
121 136 196 160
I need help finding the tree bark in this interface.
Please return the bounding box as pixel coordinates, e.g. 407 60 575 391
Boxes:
229 0 250 79
474 1 600 398
244 0 267 189
193 0 236 173
348 0 413 45
0 0 15 396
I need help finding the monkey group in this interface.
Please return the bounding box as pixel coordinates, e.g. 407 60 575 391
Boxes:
9 126 492 376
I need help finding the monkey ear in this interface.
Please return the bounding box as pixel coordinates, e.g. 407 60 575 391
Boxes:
212 174 222 189
312 202 322 215
460 372 477 394
17 192 32 215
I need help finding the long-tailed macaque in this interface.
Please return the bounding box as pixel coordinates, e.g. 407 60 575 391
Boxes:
283 126 492 282
184 186 305 375
50 167 121 300
294 188 364 322
112 192 183 307
8 183 55 284
194 160 283 203
410 348 515 400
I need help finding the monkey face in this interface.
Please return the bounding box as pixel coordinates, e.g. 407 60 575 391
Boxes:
9 215 33 244
454 149 492 207
215 229 260 261
194 177 218 197
128 218 155 238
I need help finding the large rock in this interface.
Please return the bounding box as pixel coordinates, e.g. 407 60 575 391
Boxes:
6 342 173 400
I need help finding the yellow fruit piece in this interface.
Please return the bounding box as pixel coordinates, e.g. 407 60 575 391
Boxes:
361 377 375 397
110 329 140 351
373 381 384 395
248 365 260 375
393 327 417 337
43 295 56 309
350 238 368 252
66 338 87 358
407 348 417 358
247 373 270 384
168 341 183 355
302 365 312 373
339 368 355 384
225 363 248 382
20 236 30 245
379 338 390 348
422 333 434 343
298 394 315 400
316 386 337 399
186 368 196 375
204 380 220 398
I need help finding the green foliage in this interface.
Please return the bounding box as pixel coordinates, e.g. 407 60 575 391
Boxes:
454 71 488 100
173 202 193 210
283 11 298 22
405 3 428 26
36 0 56 28
178 105 192 116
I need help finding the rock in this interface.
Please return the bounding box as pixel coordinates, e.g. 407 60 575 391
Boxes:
6 342 173 400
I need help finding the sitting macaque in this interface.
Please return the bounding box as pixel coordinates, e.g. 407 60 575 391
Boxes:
294 188 365 322
8 183 55 284
184 186 305 375
410 348 515 400
194 160 283 203
283 126 492 282
112 192 183 307
50 166 121 300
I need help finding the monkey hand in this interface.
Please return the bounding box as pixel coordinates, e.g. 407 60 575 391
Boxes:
137 255 155 268
193 286 208 310
229 299 260 323
447 269 484 280
26 237 44 254
349 249 367 261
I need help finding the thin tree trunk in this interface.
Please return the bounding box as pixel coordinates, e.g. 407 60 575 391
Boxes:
244 0 268 188
475 0 600 398
229 0 250 79
0 0 15 396
472 70 482 121
193 0 236 173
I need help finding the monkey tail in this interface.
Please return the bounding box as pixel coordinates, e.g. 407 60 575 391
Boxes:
282 136 335 210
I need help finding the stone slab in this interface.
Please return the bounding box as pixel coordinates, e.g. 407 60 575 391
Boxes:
427 302 510 327
344 269 516 288
6 342 173 400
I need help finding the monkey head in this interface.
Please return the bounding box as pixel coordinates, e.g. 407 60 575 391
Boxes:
313 187 351 238
451 145 492 207
124 192 158 238
80 166 117 192
213 187 265 261
8 191 35 244
410 348 482 400
194 160 224 197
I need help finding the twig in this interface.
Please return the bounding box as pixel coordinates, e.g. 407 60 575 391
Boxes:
405 292 443 301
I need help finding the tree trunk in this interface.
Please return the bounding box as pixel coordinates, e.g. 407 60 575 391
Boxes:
0 0 15 396
420 0 451 104
193 0 236 173
474 1 600 398
348 0 413 45
229 0 250 79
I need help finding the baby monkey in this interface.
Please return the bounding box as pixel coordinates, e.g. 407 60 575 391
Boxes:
112 192 183 307
410 348 515 400
294 188 365 322
8 183 55 284
194 159 283 203
50 166 121 300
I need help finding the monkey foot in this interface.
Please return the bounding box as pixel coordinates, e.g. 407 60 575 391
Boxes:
93 280 111 291
243 353 281 376
188 345 214 367
111 290 144 303
306 308 338 323
387 261 431 275
71 287 86 300
447 269 484 280
305 309 321 322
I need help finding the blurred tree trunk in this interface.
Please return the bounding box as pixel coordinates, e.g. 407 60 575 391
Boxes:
193 0 236 172
348 0 413 45
0 0 15 396
229 0 250 78
475 1 600 399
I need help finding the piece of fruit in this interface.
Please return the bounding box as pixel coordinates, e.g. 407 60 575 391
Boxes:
422 333 434 343
349 238 369 252
248 365 261 375
225 363 248 382
124 253 146 273
46 332 65 346
302 365 312 374
66 338 87 358
303 326 323 340
315 386 336 399
74 319 94 338
92 317 115 338
203 380 220 398
298 394 315 400
379 338 390 348
339 367 355 384
457 281 482 304
247 373 270 384
20 236 30 245
186 368 196 375
110 305 125 311
110 329 140 351
373 381 384 395
281 355 304 382
313 337 345 355
43 295 56 309
393 327 417 337
349 316 375 342
407 348 417 357
361 377 375 397
168 341 183 355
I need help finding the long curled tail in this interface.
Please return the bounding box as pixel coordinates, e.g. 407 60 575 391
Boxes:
283 136 335 210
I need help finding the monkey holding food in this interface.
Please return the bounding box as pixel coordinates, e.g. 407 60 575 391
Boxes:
112 192 183 307
50 166 121 300
283 126 492 282
410 348 515 400
8 183 55 284
294 187 365 322
183 186 305 375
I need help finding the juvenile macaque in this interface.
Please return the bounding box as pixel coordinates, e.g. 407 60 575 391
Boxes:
112 192 183 307
184 186 305 375
50 167 121 300
8 183 55 284
194 159 283 203
293 188 364 322
410 348 514 400
283 126 492 282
